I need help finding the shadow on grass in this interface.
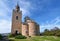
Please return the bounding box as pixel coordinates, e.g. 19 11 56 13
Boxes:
9 39 14 41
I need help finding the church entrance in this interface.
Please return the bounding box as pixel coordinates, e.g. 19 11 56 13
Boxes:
15 30 18 35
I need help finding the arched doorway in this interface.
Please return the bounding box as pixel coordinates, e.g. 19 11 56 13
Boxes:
15 30 18 35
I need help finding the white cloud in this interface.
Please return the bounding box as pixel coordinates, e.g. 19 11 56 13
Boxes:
16 0 32 21
0 0 12 33
13 0 31 16
0 0 11 17
19 0 31 17
40 17 60 32
0 19 11 33
51 17 60 25
0 0 32 33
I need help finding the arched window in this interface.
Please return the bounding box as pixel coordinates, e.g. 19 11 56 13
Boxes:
16 16 18 20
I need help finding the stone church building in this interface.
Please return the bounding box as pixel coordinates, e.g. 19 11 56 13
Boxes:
11 4 40 36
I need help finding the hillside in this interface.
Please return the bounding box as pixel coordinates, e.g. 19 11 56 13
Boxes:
9 36 60 41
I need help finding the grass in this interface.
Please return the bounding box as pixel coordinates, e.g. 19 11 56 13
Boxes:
9 36 60 41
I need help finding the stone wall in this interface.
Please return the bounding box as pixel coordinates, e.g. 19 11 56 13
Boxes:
22 23 29 36
11 6 22 34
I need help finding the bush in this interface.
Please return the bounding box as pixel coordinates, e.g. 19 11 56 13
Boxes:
8 34 16 38
15 35 27 39
29 36 31 37
9 39 14 41
8 33 23 38
0 34 2 39
8 34 13 38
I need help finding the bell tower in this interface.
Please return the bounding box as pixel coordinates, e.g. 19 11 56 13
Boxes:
11 3 22 35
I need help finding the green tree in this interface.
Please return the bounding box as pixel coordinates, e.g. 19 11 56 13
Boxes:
0 34 2 39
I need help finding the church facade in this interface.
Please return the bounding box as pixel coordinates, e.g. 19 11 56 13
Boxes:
11 4 40 36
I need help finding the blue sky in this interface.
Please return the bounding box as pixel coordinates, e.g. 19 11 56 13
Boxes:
0 0 60 33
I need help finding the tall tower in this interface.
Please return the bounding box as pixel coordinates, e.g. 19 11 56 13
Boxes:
11 4 22 35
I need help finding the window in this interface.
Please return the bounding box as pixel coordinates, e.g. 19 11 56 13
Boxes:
16 16 18 20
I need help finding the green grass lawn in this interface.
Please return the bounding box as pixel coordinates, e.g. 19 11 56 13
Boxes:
9 36 60 41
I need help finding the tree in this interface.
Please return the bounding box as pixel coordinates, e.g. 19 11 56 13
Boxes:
41 27 60 36
0 34 2 39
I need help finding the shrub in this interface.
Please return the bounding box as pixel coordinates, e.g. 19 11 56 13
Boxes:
15 35 27 39
9 39 14 41
8 34 15 38
29 36 31 37
0 34 2 39
8 33 22 38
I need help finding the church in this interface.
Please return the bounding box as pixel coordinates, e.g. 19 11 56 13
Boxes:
11 4 40 37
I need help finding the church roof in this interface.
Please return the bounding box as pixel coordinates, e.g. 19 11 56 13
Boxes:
22 22 28 25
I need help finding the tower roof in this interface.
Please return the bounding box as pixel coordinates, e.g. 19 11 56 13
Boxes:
22 22 28 25
16 3 20 12
24 16 30 20
24 16 31 22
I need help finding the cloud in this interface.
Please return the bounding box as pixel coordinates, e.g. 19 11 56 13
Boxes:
40 17 60 32
51 17 60 24
12 0 32 16
0 0 12 33
15 0 32 21
0 19 11 33
21 8 30 16
0 0 11 18
0 0 60 33
0 0 32 33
